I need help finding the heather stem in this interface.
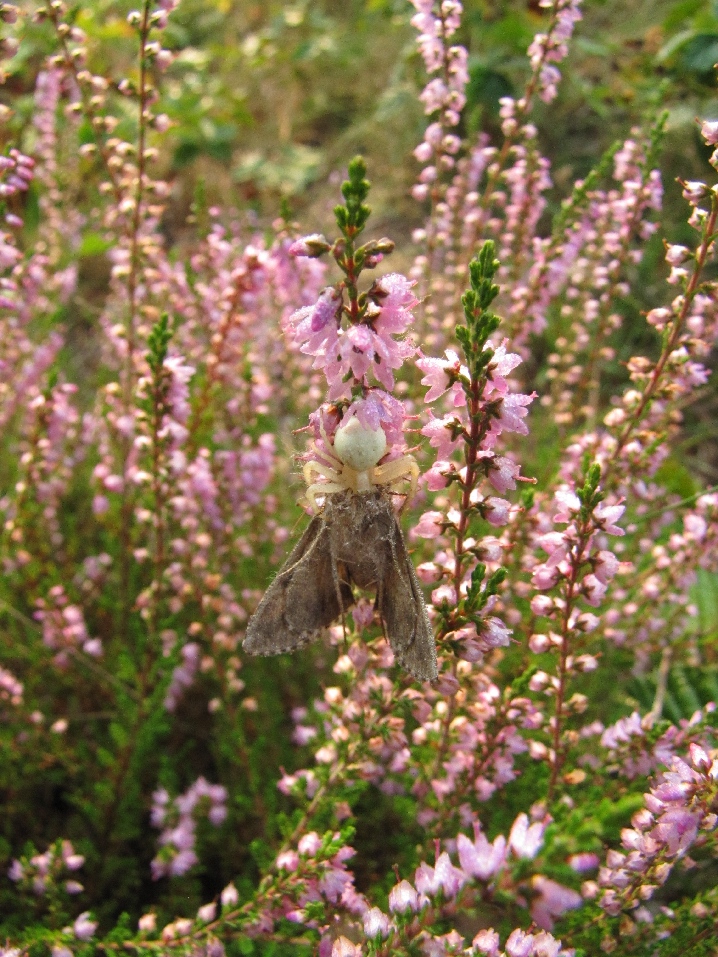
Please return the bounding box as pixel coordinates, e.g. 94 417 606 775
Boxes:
546 527 590 801
603 193 718 487
124 0 152 407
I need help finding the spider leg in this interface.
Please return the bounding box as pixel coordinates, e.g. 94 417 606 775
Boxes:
304 480 345 514
373 455 420 509
304 460 342 486
308 438 344 472
318 419 345 470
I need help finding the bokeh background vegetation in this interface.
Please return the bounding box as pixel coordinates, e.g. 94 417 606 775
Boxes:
4 0 718 476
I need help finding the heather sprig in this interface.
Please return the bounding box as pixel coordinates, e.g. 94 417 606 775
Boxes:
285 156 415 446
416 241 535 660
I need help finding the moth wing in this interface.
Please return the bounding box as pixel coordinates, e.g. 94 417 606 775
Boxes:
243 515 354 656
378 517 438 682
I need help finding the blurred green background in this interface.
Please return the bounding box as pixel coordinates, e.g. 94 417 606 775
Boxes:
4 0 718 233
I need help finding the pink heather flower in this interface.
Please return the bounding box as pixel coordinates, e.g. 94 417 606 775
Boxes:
569 852 600 873
332 938 361 957
73 912 98 940
492 393 534 436
414 511 444 539
665 244 691 266
529 633 551 654
352 599 375 630
553 488 581 522
319 866 352 903
298 832 322 856
138 913 157 932
289 233 329 257
594 502 625 536
532 933 563 957
417 349 464 401
594 549 619 584
480 617 512 648
509 813 545 859
539 532 569 568
531 595 554 617
221 883 239 907
422 412 462 459
485 496 511 526
197 901 217 922
414 851 466 899
457 830 507 880
531 875 582 930
472 929 501 955
363 906 390 939
505 928 534 957
486 342 523 394
322 323 414 399
374 273 419 334
311 287 342 332
388 879 419 914
414 141 434 163
343 390 406 445
488 456 520 493
700 119 718 145
276 850 299 871
583 574 607 607
425 462 451 490
688 742 711 772
532 564 560 590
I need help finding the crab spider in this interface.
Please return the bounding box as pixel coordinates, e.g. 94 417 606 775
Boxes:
303 416 419 514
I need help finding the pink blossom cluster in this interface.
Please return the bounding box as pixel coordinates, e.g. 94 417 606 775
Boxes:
410 1 467 121
526 0 583 104
174 829 368 944
285 262 419 444
282 643 542 822
587 744 718 922
150 777 228 879
598 706 715 780
528 488 624 600
163 641 200 711
497 132 552 285
34 585 102 665
319 813 577 954
0 664 23 707
417 342 532 496
409 0 587 358
8 839 85 897
600 492 718 660
511 132 662 354
412 339 534 662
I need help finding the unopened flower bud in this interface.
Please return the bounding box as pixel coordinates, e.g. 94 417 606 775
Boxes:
288 233 330 258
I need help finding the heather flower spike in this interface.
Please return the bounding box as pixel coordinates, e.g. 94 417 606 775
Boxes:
245 160 438 680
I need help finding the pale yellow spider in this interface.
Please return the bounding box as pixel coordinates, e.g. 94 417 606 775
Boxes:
303 416 419 514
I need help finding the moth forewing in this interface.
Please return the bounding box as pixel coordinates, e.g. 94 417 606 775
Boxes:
242 489 438 682
242 514 354 656
379 517 438 682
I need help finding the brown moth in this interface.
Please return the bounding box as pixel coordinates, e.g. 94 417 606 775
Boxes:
243 419 438 682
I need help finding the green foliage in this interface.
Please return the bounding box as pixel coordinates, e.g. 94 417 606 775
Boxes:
146 313 173 373
335 155 371 238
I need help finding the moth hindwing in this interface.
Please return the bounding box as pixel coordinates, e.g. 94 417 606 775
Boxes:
243 490 438 681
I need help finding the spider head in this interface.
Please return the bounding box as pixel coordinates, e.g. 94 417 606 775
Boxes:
333 417 387 471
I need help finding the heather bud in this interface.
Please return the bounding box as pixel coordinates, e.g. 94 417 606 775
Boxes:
288 233 331 258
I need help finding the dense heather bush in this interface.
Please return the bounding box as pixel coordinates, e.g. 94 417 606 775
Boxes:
0 1 717 954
